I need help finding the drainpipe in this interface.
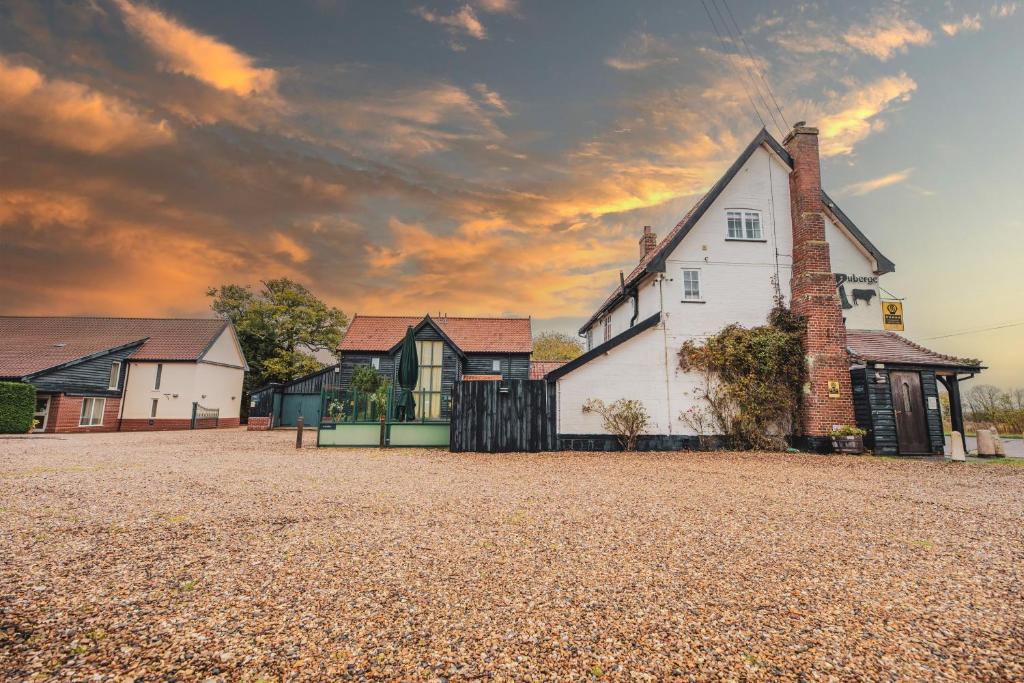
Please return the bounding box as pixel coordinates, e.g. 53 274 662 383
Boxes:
629 288 640 327
658 276 673 435
116 362 132 431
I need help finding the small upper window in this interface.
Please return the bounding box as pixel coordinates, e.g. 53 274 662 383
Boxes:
603 317 612 342
371 357 380 370
682 269 702 301
154 363 163 390
108 361 121 390
491 359 501 373
726 210 762 240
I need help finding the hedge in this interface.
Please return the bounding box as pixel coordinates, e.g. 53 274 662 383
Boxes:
0 381 36 433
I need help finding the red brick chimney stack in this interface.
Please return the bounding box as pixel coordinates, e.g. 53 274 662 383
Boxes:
783 123 855 444
639 225 657 259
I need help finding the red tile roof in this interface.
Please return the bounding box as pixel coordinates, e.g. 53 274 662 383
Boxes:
846 329 982 369
529 360 566 379
0 316 230 378
339 315 532 353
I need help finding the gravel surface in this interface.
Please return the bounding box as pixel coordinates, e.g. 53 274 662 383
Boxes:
2 429 1023 681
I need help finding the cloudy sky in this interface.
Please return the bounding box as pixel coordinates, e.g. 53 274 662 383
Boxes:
1 0 1022 386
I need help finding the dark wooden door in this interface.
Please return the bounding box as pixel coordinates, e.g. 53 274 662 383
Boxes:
890 371 929 454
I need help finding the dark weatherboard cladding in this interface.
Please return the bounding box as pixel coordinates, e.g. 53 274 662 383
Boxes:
27 342 142 397
850 365 944 455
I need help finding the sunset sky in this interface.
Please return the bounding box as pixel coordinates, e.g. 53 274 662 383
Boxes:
1 0 1022 387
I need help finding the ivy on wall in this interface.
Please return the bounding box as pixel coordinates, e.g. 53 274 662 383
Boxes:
678 303 806 450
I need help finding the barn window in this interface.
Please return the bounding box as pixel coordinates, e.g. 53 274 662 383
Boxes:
726 210 762 240
108 361 121 390
491 359 501 373
414 340 443 420
371 357 380 370
682 269 702 301
79 398 106 426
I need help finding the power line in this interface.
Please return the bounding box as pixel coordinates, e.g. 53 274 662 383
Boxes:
718 0 790 131
922 320 1024 341
709 0 785 138
699 0 766 130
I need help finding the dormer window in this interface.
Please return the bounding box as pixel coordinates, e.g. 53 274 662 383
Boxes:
726 210 762 240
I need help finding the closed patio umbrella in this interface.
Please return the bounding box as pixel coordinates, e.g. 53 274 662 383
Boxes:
395 326 418 421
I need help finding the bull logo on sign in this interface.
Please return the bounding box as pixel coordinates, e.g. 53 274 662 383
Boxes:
835 274 876 309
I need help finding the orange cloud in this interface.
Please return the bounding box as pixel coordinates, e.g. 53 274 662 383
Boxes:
271 232 311 263
0 57 173 154
413 5 487 41
114 0 277 96
839 168 914 196
942 15 983 36
843 15 932 60
812 75 918 156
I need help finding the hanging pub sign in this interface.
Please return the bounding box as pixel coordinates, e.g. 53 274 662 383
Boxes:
882 300 904 331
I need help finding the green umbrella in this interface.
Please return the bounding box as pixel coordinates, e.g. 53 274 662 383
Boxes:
395 326 418 421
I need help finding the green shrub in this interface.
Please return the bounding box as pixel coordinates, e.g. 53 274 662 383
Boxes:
0 382 37 433
582 398 651 451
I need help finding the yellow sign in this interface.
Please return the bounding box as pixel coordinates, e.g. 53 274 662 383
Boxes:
882 300 904 331
828 380 841 398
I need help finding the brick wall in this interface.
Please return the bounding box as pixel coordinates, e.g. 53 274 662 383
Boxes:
247 416 272 431
784 125 856 437
44 395 122 433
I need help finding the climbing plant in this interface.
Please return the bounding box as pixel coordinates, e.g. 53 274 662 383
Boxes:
678 303 806 450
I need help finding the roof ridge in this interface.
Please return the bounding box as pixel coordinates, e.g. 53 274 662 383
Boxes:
0 315 224 322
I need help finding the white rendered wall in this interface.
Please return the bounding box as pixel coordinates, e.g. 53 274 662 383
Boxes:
201 327 247 367
566 144 890 437
557 323 672 434
122 361 243 420
825 215 887 331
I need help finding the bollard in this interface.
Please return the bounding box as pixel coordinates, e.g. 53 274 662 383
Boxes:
296 416 304 449
949 431 966 461
993 429 1006 456
976 429 995 457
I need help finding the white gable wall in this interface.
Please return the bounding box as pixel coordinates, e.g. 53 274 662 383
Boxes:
562 142 891 438
200 326 246 367
825 215 887 331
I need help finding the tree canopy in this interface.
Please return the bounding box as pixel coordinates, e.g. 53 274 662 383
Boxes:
532 331 585 361
207 278 348 391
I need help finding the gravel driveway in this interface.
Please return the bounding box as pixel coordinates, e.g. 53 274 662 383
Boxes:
2 429 1023 681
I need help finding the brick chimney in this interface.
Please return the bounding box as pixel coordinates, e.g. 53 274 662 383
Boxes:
639 225 657 259
783 123 855 446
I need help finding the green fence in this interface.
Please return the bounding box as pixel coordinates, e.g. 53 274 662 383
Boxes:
316 384 449 448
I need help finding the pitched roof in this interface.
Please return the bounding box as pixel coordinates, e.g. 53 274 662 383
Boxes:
550 312 662 381
0 316 230 378
579 128 894 333
529 360 566 380
846 329 983 369
339 315 533 354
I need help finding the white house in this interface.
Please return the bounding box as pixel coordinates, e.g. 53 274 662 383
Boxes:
0 317 248 432
549 125 982 454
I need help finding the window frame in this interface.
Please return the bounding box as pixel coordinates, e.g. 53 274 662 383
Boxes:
79 397 106 426
491 359 501 373
681 268 703 302
150 398 159 418
108 361 121 390
154 363 163 390
725 209 764 241
413 340 444 420
370 357 380 370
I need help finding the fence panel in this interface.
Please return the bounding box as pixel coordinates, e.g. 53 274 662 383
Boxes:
451 379 556 453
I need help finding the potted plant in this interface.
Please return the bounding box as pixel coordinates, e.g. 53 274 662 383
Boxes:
830 425 867 454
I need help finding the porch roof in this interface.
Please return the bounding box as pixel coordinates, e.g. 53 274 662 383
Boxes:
846 329 983 371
